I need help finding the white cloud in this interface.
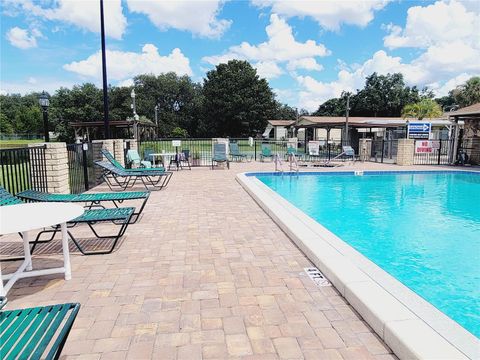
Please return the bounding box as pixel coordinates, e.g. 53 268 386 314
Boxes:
294 1 480 111
126 0 231 38
5 0 127 40
203 14 329 78
63 44 193 82
0 78 77 95
254 61 283 79
287 58 323 72
6 27 41 49
252 0 391 31
384 0 479 49
117 78 134 88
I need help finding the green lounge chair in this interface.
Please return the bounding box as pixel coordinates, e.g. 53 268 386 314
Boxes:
127 149 152 168
260 144 273 162
95 160 172 191
17 189 150 224
98 149 172 191
0 296 80 360
230 143 250 162
212 143 230 169
102 149 165 172
0 187 134 256
286 145 303 160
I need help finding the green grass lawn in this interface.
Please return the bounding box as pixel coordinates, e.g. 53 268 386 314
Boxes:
0 139 44 149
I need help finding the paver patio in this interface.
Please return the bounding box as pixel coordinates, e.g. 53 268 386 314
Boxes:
0 161 445 359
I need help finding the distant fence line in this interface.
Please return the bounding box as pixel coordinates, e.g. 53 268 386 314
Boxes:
0 134 44 141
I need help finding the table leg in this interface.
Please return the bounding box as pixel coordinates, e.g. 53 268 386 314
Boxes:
22 231 32 271
60 222 72 280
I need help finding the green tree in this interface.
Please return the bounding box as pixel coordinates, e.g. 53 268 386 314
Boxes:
202 60 276 137
352 73 423 117
271 102 297 120
170 127 189 137
401 99 443 120
451 76 480 107
133 73 202 137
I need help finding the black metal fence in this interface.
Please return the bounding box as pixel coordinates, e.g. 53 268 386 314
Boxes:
413 139 452 165
0 145 48 195
138 138 353 166
370 140 398 163
67 143 96 194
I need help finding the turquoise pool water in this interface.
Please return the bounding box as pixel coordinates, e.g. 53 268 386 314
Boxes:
255 171 480 337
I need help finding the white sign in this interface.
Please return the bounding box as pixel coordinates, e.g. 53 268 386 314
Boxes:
308 141 320 156
172 140 181 147
415 140 434 153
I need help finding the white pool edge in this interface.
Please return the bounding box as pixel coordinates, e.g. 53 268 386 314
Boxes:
237 172 479 360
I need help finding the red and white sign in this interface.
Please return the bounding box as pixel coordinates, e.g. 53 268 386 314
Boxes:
415 140 434 153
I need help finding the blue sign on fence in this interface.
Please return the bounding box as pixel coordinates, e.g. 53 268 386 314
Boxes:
408 122 431 139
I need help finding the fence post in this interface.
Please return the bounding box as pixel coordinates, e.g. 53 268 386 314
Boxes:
29 142 70 194
396 139 415 166
254 140 257 161
381 139 385 163
82 143 89 191
437 140 442 165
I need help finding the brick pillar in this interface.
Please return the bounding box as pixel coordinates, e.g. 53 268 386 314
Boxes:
396 139 415 166
113 139 125 167
29 142 70 194
359 138 372 162
92 139 114 184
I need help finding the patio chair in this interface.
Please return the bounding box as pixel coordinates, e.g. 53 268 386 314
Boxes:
17 189 150 224
212 143 230 169
286 145 304 160
0 296 80 360
260 144 273 162
230 143 249 162
177 149 191 170
143 149 156 166
0 187 135 255
127 149 152 168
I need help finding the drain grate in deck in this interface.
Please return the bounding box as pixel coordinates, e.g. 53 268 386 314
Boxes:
304 267 331 287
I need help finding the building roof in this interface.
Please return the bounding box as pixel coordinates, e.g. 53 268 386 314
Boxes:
297 116 452 128
446 103 480 117
267 120 295 127
70 120 156 128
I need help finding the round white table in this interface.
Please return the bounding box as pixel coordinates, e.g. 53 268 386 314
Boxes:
0 202 84 296
151 152 177 169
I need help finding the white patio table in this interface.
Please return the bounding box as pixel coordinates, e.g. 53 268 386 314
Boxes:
150 152 177 169
0 202 84 296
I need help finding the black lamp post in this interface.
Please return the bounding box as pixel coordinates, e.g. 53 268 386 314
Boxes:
39 91 50 142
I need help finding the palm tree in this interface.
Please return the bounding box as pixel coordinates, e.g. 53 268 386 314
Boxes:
401 99 443 120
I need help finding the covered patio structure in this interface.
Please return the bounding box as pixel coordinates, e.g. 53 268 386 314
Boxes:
296 116 454 153
447 102 480 165
71 119 157 142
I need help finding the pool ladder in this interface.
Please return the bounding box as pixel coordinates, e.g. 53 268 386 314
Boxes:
275 153 299 173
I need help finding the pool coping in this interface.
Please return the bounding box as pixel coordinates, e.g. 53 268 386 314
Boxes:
237 170 480 360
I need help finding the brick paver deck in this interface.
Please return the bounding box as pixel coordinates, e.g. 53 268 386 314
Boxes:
0 161 434 359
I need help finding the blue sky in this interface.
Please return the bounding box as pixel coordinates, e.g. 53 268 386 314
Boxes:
1 0 479 111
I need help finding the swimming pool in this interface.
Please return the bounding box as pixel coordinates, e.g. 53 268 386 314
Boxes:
254 171 480 338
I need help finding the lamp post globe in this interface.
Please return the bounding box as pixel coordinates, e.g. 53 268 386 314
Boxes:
39 91 50 142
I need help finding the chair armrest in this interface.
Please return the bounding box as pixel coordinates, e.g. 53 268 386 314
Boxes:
0 296 8 310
